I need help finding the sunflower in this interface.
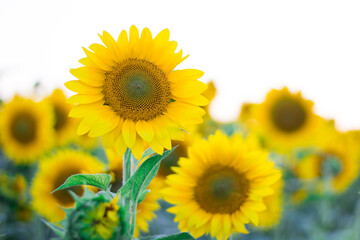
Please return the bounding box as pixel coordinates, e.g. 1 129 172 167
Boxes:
294 131 359 193
79 196 121 240
31 149 105 222
256 87 319 153
162 131 282 239
0 96 54 164
46 89 78 146
65 26 208 160
106 148 161 237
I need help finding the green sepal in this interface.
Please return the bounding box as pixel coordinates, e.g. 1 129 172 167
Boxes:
51 173 112 193
117 147 177 202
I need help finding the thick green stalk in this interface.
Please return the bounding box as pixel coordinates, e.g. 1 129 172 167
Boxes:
129 152 139 238
123 148 132 240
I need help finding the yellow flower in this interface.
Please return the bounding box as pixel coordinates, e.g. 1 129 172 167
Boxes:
0 96 54 164
46 89 78 146
256 87 319 153
105 149 161 237
162 131 282 240
31 149 105 222
294 131 359 193
66 26 208 160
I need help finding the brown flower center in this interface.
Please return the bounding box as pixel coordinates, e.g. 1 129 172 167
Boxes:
271 97 307 133
10 112 37 144
103 58 171 121
54 105 68 131
194 164 249 214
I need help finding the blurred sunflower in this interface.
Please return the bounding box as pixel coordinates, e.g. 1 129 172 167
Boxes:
105 148 161 237
256 87 319 153
31 149 105 222
0 96 54 164
294 132 359 193
162 131 282 239
66 26 208 160
46 89 77 146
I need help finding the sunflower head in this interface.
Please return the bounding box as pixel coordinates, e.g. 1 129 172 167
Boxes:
294 132 359 193
0 96 54 164
256 87 319 153
163 131 282 239
31 149 105 222
46 89 78 146
66 26 208 160
72 195 122 240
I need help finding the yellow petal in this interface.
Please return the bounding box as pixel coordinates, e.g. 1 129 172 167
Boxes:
88 108 120 137
172 80 208 98
82 47 113 71
67 94 103 104
114 136 127 157
77 119 91 135
122 119 136 147
174 94 209 106
65 80 102 94
136 120 154 142
130 136 145 160
168 69 204 83
70 67 104 87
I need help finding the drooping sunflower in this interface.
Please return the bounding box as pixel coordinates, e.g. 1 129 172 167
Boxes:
162 131 282 240
294 131 359 193
65 26 208 160
105 148 161 237
256 87 319 153
0 96 54 164
31 149 105 222
46 89 78 146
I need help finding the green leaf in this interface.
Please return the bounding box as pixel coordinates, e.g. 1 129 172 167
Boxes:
140 233 195 240
41 219 65 237
118 147 176 201
51 173 112 193
156 233 195 240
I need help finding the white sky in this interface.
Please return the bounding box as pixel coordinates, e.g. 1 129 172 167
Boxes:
1 0 360 130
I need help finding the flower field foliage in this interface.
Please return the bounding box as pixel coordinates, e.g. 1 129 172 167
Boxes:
0 26 360 240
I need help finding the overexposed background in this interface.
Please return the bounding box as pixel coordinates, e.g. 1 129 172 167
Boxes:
0 0 359 130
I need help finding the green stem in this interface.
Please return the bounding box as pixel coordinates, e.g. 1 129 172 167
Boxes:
123 148 132 240
129 152 139 238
